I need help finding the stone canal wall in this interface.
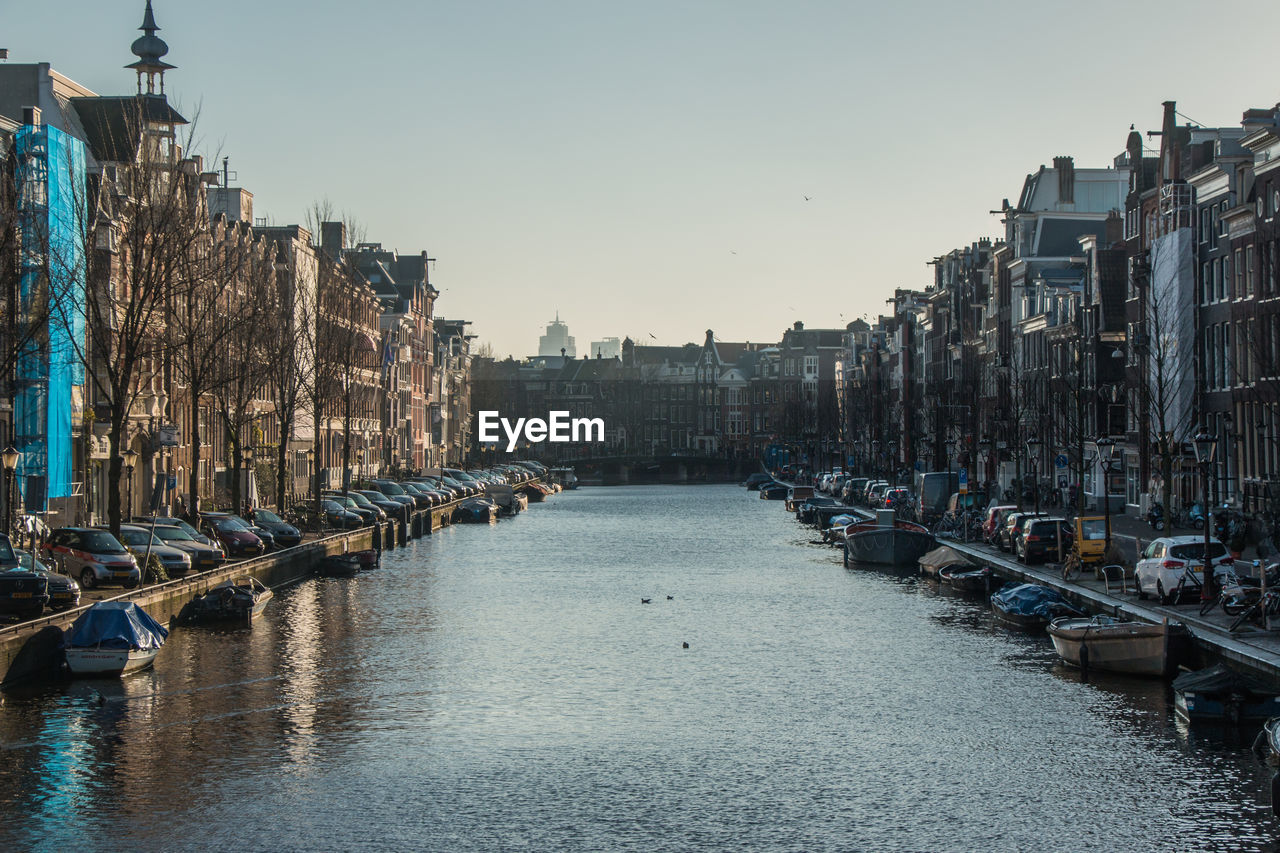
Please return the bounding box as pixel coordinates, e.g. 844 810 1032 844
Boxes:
0 482 548 687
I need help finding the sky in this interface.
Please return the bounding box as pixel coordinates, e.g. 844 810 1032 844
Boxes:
6 1 1280 358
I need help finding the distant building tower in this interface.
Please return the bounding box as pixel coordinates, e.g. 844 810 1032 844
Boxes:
590 337 622 360
125 1 175 95
538 312 576 358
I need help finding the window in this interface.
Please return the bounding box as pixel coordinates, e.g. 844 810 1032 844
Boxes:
1214 259 1223 302
1235 249 1244 300
1247 246 1256 298
1220 200 1230 236
1201 262 1210 305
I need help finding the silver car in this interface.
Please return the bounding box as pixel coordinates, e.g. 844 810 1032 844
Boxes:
113 525 194 578
149 524 226 570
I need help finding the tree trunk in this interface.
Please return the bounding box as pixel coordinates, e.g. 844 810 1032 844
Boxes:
188 393 201 523
107 416 124 537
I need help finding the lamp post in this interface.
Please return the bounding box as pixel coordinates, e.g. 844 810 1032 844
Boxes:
244 445 255 514
1026 436 1042 515
1194 427 1219 603
1095 436 1116 554
2 446 18 537
871 440 880 479
887 440 898 484
944 438 956 490
122 448 139 518
978 436 992 499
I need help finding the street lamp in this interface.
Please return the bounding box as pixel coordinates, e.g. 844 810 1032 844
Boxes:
245 445 255 513
944 439 956 488
887 440 898 483
2 446 18 537
1194 427 1219 603
1095 436 1116 554
978 436 992 497
871 440 880 479
1026 435 1042 515
122 448 139 517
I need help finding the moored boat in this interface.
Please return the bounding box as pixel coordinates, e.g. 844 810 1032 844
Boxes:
938 564 997 594
1173 664 1280 725
843 517 936 567
760 483 788 500
1046 615 1182 678
178 577 273 625
989 583 1082 632
916 544 974 579
316 553 361 577
64 601 168 676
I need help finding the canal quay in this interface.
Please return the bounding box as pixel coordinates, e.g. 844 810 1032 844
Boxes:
3 483 1280 851
0 485 543 687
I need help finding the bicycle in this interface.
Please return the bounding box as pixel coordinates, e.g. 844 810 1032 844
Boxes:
1229 589 1280 632
1199 571 1256 617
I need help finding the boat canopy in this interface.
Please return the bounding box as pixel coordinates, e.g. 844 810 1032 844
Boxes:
1172 663 1278 699
990 583 1081 619
918 545 975 572
66 601 168 651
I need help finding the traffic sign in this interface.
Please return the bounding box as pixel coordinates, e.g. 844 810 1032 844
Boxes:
1054 454 1068 469
958 467 968 494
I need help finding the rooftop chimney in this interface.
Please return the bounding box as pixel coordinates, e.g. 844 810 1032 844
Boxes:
22 106 41 128
1053 156 1075 203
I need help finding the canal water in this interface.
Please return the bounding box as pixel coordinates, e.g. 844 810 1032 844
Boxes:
2 484 1279 851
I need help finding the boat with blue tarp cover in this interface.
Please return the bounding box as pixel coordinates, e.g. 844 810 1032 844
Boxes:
989 583 1083 632
63 601 168 676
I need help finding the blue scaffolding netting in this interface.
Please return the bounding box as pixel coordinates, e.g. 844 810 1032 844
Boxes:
15 123 87 510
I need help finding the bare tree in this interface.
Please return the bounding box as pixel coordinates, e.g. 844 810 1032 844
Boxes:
45 101 210 535
211 233 276 514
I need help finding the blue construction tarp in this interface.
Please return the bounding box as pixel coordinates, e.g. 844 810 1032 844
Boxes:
14 123 87 508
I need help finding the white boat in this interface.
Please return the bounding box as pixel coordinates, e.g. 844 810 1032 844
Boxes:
64 601 168 677
1046 615 1178 677
65 646 161 676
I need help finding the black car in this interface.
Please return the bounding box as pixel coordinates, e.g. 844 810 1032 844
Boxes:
0 534 49 620
246 509 303 548
204 512 276 550
321 493 379 525
354 490 408 520
16 549 80 610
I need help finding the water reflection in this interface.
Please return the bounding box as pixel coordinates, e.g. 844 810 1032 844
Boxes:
1 484 1278 850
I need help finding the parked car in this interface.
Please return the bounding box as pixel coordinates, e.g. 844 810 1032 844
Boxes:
203 512 276 551
866 482 893 507
246 509 303 547
981 505 1018 545
1015 517 1071 563
41 527 141 590
322 493 380 524
202 517 266 558
15 548 80 611
134 516 218 548
338 491 387 521
150 524 225 570
0 534 50 620
109 525 193 578
353 489 410 520
998 511 1046 553
1134 535 1237 605
842 478 870 503
881 487 912 511
321 499 364 529
369 479 428 508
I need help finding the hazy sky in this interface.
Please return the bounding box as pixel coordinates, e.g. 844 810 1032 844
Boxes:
7 1 1280 357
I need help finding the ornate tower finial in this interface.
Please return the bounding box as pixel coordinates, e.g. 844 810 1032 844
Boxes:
125 1 176 95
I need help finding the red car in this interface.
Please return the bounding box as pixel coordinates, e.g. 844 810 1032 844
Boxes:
981 505 1018 544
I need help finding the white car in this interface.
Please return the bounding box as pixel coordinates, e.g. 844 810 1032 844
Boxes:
1134 535 1236 605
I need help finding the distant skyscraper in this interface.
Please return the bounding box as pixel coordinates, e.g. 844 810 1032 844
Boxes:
538 312 576 357
589 337 621 360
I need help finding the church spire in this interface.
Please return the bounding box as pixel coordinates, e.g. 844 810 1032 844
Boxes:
125 1 176 95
